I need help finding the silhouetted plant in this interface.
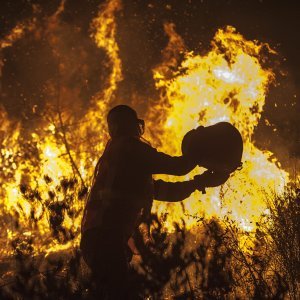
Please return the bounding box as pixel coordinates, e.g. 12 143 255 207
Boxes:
0 244 93 299
263 186 300 299
0 186 299 299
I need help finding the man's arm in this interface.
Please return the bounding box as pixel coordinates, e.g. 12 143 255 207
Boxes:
153 179 198 202
138 141 196 175
153 171 230 202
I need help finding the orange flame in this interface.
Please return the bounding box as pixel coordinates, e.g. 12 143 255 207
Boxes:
147 25 288 232
0 0 290 258
0 0 122 256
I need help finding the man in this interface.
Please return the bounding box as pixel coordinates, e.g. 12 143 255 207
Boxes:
80 105 229 299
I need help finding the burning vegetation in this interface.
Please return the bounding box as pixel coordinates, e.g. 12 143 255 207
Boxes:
0 0 299 298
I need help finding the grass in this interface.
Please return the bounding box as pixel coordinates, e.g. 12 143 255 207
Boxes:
0 185 299 299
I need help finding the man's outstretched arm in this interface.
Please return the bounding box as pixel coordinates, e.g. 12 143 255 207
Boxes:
153 171 230 202
138 141 196 176
153 179 197 202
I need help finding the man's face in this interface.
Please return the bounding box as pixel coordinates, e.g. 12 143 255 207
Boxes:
138 119 145 135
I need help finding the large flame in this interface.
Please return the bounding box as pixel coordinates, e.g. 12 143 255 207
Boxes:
0 0 122 256
0 0 290 258
147 25 288 231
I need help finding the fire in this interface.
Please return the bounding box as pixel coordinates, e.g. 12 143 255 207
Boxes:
0 0 290 258
0 0 122 256
147 25 288 232
90 0 123 109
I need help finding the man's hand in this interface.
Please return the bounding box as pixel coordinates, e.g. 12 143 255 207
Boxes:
194 170 230 193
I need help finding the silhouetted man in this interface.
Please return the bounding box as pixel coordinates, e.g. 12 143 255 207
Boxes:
80 105 228 299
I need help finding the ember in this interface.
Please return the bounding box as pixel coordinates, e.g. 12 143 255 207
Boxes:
0 0 291 257
0 0 299 298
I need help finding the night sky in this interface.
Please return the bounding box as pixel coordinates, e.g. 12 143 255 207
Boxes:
1 0 299 168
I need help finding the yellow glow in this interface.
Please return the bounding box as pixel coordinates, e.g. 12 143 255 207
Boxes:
0 4 291 257
146 26 288 233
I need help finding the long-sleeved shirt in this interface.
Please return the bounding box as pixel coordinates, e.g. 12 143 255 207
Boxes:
81 136 196 237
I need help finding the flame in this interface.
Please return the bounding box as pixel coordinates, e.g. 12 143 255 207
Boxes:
90 0 123 107
0 21 36 50
147 25 288 232
0 0 122 256
0 0 291 258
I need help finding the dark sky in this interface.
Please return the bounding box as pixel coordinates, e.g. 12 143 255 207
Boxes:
1 0 299 165
1 0 299 80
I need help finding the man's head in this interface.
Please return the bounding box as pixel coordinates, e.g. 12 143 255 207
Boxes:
107 105 145 138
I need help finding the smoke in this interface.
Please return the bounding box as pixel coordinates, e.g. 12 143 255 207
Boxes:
0 0 298 258
0 0 298 170
0 1 298 164
0 1 109 125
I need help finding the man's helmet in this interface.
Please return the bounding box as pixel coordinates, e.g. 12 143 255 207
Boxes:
182 122 243 173
107 105 144 138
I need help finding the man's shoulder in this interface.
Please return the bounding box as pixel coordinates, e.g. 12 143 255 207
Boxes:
111 136 157 155
135 138 156 151
124 137 158 155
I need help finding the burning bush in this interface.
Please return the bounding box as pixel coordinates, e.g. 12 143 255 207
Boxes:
0 0 298 298
0 185 298 299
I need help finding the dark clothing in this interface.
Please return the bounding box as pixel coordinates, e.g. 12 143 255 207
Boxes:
81 136 196 236
80 227 130 299
80 136 196 299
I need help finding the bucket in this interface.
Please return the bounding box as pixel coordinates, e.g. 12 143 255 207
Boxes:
182 122 243 173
